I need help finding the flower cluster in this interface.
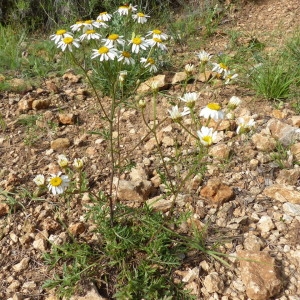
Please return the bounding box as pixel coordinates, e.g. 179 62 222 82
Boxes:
168 85 256 147
33 155 85 195
50 4 168 74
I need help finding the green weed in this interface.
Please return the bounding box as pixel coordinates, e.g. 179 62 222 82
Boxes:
248 59 295 100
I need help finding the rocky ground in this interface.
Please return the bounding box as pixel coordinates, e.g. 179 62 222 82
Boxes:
1 0 300 299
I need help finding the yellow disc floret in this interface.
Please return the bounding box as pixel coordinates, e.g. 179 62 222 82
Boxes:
132 37 142 45
153 29 162 34
63 37 74 44
207 103 221 111
108 34 119 40
49 177 62 187
56 29 66 35
98 46 109 54
122 51 131 58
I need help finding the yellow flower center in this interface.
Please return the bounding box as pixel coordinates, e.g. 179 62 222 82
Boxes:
202 136 212 144
137 12 145 17
122 51 131 58
119 6 129 9
207 103 221 111
153 29 162 34
108 34 119 40
153 38 162 43
76 21 83 24
86 29 96 35
56 29 66 35
132 37 142 45
219 63 228 70
50 177 62 187
100 12 107 15
63 37 73 44
84 20 93 24
147 58 155 64
98 46 109 54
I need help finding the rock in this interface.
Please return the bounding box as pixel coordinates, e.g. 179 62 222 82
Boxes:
137 74 167 94
257 215 275 233
271 109 287 119
146 195 173 212
33 238 47 252
58 113 77 125
69 284 107 300
181 267 199 283
291 116 300 127
243 235 265 251
251 133 277 151
50 138 71 150
209 143 231 160
198 71 212 82
13 257 30 272
238 250 282 300
0 202 9 216
46 80 60 93
115 179 154 202
7 281 21 292
42 217 61 233
291 143 300 160
32 99 51 110
282 202 300 217
200 179 234 205
18 96 34 112
266 119 300 146
68 222 86 235
262 184 300 204
63 71 82 83
129 164 148 181
86 146 97 156
171 72 187 84
22 281 36 290
275 169 300 185
203 272 225 293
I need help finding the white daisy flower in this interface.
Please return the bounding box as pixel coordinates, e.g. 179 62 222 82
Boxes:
146 29 168 41
47 172 70 195
73 158 84 169
228 96 242 109
132 12 150 24
236 117 256 134
70 21 85 32
118 51 135 65
79 29 101 41
118 70 128 83
200 103 224 121
212 62 228 75
140 57 158 72
97 12 112 21
197 126 218 146
179 92 199 109
223 70 238 84
116 4 137 16
33 174 45 187
147 37 167 51
185 64 194 74
129 36 150 53
168 105 190 122
50 29 72 44
81 20 95 32
57 36 80 52
91 46 118 61
92 20 109 29
196 50 212 64
102 33 125 47
58 154 69 168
